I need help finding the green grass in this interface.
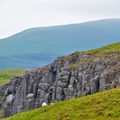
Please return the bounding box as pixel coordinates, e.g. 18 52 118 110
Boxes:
71 42 120 57
5 87 120 120
70 63 78 71
0 69 27 86
72 42 120 65
83 42 120 56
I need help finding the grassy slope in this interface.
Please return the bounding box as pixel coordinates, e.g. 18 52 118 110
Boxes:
5 88 120 120
72 42 120 56
84 42 120 56
0 69 27 86
70 42 120 66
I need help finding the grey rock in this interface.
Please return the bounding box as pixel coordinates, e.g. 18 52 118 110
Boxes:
0 51 119 118
26 93 34 99
5 94 14 103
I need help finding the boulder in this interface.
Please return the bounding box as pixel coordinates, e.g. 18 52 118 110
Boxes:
5 94 14 103
26 93 34 99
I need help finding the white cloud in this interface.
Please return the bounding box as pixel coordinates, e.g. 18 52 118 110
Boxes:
0 0 120 38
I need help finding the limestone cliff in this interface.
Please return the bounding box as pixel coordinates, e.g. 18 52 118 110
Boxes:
0 42 120 117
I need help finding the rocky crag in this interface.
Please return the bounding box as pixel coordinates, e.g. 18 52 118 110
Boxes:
0 42 120 117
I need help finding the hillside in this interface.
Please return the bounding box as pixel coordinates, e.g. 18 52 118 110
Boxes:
0 42 119 118
0 19 120 70
0 69 27 86
5 87 120 120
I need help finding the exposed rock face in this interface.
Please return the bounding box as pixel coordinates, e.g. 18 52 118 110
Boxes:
0 51 120 117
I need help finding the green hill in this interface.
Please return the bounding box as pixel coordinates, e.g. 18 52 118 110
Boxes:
5 87 120 120
0 69 27 86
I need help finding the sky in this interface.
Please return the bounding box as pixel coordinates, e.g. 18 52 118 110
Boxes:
0 0 120 38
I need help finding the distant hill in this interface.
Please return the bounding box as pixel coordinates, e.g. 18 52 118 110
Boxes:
0 19 120 70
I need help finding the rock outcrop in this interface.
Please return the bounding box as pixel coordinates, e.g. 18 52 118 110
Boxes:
0 43 120 117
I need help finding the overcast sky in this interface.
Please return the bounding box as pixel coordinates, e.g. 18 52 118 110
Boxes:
0 0 120 38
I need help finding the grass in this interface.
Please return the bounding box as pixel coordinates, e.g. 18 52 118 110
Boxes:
67 42 120 66
4 87 120 120
70 63 78 71
83 42 120 56
74 42 120 65
0 69 27 86
85 42 120 56
71 42 120 57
